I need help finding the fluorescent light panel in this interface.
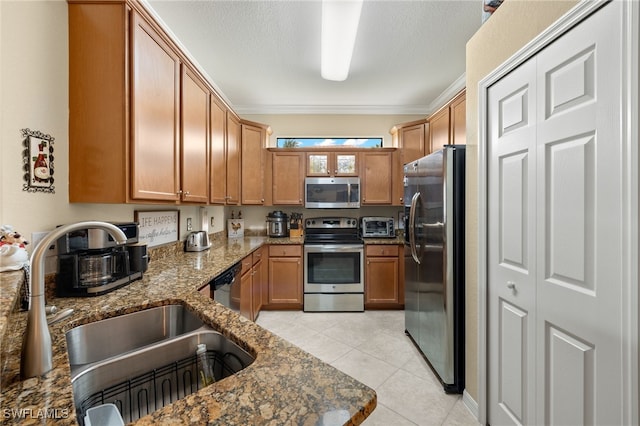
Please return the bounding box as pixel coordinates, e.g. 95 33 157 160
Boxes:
321 0 363 81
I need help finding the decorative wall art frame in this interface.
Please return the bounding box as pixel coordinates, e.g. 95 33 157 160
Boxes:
135 210 180 248
22 128 55 193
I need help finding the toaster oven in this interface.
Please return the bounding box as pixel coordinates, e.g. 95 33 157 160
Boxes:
360 217 395 238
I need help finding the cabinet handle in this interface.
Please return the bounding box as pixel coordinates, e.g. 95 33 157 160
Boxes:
177 190 183 195
184 191 190 196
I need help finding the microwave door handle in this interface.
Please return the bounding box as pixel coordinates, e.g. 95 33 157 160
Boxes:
409 191 421 264
347 183 351 206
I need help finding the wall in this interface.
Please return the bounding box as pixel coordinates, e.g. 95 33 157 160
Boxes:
464 0 578 405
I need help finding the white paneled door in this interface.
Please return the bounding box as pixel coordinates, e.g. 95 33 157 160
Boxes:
488 2 627 425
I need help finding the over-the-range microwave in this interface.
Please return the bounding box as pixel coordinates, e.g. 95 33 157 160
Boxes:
305 177 360 209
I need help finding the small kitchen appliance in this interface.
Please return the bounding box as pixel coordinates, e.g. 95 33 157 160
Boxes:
266 211 289 237
56 222 145 297
305 177 360 209
185 231 211 252
360 216 395 238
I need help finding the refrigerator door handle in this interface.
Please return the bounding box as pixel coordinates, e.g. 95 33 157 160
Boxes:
409 191 421 264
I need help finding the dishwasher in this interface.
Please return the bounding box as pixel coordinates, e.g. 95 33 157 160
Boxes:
210 262 242 313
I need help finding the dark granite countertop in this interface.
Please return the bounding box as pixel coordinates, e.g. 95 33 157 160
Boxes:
0 236 375 425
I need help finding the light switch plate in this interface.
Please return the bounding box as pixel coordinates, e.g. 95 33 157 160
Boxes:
186 218 193 232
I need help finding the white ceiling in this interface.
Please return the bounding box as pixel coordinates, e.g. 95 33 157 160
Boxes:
143 0 483 115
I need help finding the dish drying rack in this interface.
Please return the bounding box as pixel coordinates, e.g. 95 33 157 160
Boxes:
76 349 246 425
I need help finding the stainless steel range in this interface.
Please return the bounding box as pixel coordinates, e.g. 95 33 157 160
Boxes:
303 217 364 312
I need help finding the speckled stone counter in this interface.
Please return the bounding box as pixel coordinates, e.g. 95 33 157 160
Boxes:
362 237 404 245
0 236 375 425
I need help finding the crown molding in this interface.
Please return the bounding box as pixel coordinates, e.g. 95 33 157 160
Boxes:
427 73 466 115
234 104 430 116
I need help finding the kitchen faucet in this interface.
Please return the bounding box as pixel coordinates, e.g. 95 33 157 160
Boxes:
21 221 127 379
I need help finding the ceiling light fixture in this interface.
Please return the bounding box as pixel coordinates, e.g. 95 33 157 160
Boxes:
321 0 364 81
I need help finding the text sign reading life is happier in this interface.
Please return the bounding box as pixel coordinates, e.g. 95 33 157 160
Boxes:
135 210 179 248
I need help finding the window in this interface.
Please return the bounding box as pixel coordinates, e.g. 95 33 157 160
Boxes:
277 137 383 148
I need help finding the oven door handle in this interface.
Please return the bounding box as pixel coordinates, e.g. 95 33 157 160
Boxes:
304 244 363 252
409 191 421 264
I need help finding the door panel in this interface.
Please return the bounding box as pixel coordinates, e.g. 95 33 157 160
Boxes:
498 300 528 425
488 57 537 426
489 3 625 426
535 3 622 424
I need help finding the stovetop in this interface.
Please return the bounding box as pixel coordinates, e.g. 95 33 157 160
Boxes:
304 217 362 244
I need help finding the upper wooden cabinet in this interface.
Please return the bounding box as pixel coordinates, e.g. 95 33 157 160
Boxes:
361 150 393 205
225 113 241 205
306 151 358 177
209 95 227 204
180 65 209 203
271 151 305 205
69 2 184 203
449 91 466 145
429 89 466 153
241 121 269 205
391 120 430 165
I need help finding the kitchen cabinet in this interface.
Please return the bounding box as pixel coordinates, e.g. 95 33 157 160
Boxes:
238 246 267 321
180 65 209 203
361 151 393 205
449 91 466 145
391 120 429 164
306 151 358 177
69 3 182 203
365 244 403 308
226 113 242 205
209 95 227 204
429 106 450 154
271 151 305 205
429 89 466 153
241 121 268 205
267 245 303 308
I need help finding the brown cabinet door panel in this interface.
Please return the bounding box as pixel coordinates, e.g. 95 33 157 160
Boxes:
209 96 227 204
130 11 180 201
362 151 392 205
268 257 302 304
272 152 305 205
226 114 241 205
241 124 265 204
180 66 209 203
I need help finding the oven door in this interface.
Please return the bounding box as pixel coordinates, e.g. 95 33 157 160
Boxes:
304 244 364 293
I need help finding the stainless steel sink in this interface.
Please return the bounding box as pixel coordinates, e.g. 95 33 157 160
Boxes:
66 304 208 369
71 330 255 424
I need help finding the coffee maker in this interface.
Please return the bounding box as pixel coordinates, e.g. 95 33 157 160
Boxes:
56 222 148 297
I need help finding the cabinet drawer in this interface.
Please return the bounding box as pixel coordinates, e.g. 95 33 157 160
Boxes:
252 246 266 264
365 244 399 257
241 255 253 273
268 244 302 257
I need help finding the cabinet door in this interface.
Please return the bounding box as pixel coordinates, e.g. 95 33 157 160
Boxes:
450 91 466 145
226 114 241 205
131 11 180 201
209 95 227 204
365 257 399 304
429 107 450 154
400 123 427 163
268 257 302 305
361 151 392 205
180 66 209 203
306 152 358 176
334 152 358 176
252 259 263 320
240 269 252 320
306 152 330 176
272 152 305 205
241 124 265 204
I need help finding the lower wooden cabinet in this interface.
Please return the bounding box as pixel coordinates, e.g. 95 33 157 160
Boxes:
239 246 267 321
267 245 303 309
365 244 404 309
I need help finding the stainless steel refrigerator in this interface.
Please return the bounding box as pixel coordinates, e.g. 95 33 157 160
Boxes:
404 145 465 393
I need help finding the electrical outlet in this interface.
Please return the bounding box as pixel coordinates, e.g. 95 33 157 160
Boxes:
31 231 57 257
186 217 193 232
210 217 215 227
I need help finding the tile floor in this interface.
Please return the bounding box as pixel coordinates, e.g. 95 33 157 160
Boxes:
255 310 479 426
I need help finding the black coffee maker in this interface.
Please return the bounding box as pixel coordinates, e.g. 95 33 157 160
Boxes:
56 222 148 297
